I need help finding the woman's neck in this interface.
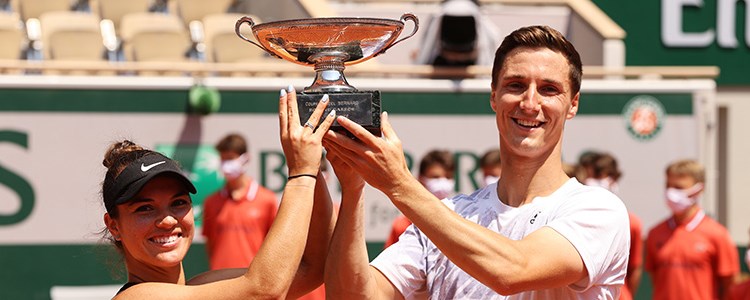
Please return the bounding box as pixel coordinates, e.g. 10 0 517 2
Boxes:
126 261 186 285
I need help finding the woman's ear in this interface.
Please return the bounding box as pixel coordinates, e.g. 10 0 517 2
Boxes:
104 213 120 241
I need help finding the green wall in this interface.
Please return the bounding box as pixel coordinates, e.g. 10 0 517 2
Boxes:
592 0 750 85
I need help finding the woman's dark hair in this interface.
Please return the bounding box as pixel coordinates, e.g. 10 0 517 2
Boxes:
100 140 152 250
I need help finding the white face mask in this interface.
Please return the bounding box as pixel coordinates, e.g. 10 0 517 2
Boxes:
484 175 500 187
665 182 703 214
584 177 619 194
423 178 455 199
220 154 249 181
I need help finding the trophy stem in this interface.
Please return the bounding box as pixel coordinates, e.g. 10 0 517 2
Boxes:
304 52 357 93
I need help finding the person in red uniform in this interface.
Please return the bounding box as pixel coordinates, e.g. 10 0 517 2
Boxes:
202 133 278 270
581 153 644 300
646 159 739 300
384 149 455 248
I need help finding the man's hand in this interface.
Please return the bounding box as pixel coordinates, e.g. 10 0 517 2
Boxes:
323 112 414 195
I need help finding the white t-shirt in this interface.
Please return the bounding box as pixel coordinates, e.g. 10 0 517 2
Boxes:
371 178 630 299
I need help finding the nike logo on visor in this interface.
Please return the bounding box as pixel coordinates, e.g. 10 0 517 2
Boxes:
141 161 166 172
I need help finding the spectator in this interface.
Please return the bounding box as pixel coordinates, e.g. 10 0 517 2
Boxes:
646 159 739 300
575 150 600 182
202 133 278 270
583 153 643 300
384 149 455 248
479 148 501 187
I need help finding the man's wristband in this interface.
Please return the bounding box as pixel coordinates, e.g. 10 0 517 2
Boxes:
287 173 317 180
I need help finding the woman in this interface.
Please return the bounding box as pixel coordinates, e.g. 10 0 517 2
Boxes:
102 87 335 299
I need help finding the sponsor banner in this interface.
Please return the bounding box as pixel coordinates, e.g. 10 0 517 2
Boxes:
0 76 714 300
0 77 712 246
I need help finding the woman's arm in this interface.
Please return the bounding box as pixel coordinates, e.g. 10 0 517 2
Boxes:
116 87 335 300
286 171 336 299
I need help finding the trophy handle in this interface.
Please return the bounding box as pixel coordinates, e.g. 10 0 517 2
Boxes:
235 16 279 58
379 13 419 55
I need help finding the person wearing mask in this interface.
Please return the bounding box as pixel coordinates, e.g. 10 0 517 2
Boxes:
479 148 501 187
202 133 278 270
646 159 739 300
323 25 629 298
583 153 643 300
102 88 336 299
384 149 455 248
575 150 600 182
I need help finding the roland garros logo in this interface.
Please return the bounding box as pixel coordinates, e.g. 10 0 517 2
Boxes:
623 95 665 141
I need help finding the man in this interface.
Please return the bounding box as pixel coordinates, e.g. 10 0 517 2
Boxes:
323 25 630 298
646 159 738 300
202 133 278 270
583 153 643 300
384 149 455 248
480 148 502 187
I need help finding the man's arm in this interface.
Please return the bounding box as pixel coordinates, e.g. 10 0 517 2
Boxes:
393 184 587 294
323 143 404 299
324 114 591 295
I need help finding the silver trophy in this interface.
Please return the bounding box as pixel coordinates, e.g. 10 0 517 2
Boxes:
236 14 419 136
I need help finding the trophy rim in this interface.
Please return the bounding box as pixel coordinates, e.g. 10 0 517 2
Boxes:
250 16 406 32
250 16 408 67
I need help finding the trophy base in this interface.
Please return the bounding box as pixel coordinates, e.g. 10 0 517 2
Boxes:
297 90 382 137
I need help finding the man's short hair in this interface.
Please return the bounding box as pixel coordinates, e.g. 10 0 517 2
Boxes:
666 159 705 183
215 133 248 155
419 150 455 176
593 153 622 181
490 25 582 95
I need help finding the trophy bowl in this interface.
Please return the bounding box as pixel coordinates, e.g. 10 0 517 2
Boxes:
236 14 419 136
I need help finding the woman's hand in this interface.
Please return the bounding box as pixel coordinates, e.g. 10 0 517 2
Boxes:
279 85 336 177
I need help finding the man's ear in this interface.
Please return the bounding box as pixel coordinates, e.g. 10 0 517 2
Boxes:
567 92 580 119
490 91 497 112
104 213 120 241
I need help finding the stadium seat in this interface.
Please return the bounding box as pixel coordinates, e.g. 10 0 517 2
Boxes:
0 12 24 60
39 11 104 61
93 0 151 33
201 13 269 64
17 0 71 21
119 12 190 64
171 0 235 25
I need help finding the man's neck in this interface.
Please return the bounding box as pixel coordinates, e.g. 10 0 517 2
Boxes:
673 205 700 224
226 176 250 198
496 150 569 207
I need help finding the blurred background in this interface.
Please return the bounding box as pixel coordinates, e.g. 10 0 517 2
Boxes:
0 0 747 299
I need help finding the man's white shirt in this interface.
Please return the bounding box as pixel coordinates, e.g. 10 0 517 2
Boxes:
371 178 630 299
